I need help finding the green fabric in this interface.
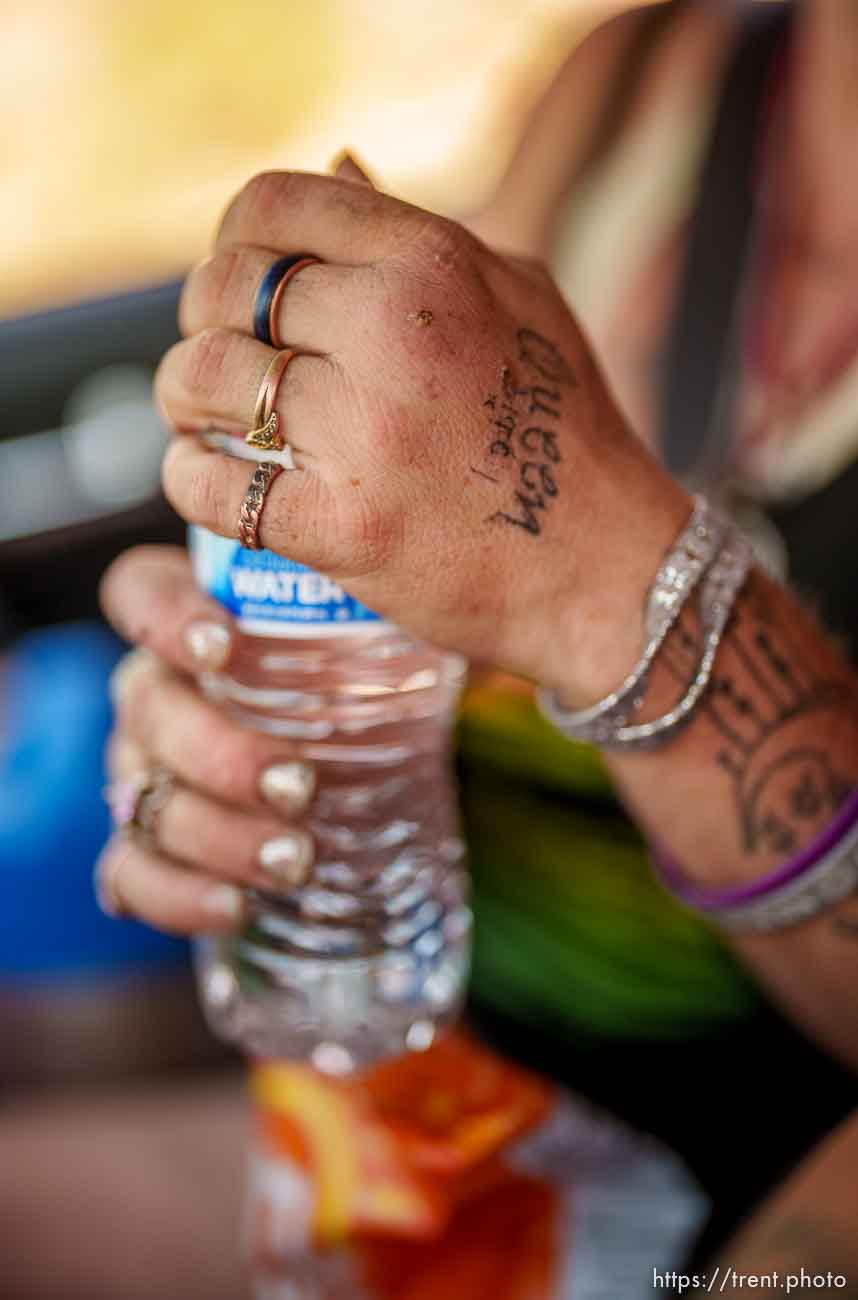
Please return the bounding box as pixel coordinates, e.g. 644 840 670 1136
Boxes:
456 681 760 1042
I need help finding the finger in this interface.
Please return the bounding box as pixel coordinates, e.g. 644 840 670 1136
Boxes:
107 737 315 891
94 835 247 935
179 250 358 354
107 738 314 889
111 653 318 817
333 152 377 187
158 784 315 891
100 546 234 674
161 434 336 567
155 327 334 447
215 170 427 265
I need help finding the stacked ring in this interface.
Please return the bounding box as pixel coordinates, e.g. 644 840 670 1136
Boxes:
107 767 175 837
253 253 320 348
244 348 297 456
238 461 283 551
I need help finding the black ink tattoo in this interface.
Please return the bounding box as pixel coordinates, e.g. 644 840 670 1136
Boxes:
661 581 856 857
480 329 574 538
516 328 578 388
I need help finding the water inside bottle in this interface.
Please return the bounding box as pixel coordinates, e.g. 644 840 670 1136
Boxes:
195 628 471 1072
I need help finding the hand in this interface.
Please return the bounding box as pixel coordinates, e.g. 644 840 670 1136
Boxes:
97 547 318 934
157 170 690 703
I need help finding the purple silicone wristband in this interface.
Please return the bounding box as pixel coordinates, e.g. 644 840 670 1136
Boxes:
652 785 858 912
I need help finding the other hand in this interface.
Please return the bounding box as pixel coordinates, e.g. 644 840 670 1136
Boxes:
97 546 317 934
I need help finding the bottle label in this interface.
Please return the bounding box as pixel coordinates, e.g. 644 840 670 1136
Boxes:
190 528 386 637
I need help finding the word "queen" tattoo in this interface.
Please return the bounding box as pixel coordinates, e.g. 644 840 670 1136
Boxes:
478 328 575 537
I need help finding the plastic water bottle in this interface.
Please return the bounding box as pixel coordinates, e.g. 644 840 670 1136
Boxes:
190 526 471 1073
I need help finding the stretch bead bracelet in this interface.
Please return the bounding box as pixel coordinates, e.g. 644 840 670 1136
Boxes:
652 787 858 932
537 497 727 747
539 507 752 752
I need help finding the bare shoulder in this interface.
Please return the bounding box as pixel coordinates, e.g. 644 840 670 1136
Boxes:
472 2 736 256
546 0 738 157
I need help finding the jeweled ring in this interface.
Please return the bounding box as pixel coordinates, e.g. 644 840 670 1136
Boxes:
107 767 175 837
253 253 321 348
244 348 298 456
238 460 283 550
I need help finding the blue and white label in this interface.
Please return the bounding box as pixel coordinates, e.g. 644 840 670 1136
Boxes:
190 528 386 637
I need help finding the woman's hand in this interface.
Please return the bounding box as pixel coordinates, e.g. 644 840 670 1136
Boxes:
97 546 317 934
157 170 689 705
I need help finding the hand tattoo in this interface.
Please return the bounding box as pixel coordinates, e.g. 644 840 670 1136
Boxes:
479 328 574 538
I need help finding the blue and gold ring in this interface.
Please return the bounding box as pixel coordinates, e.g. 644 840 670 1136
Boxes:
253 253 318 347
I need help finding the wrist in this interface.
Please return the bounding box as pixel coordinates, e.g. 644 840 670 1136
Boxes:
532 469 692 706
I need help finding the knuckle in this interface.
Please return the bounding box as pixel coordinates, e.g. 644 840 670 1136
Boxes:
411 216 471 275
183 459 230 531
184 327 233 399
110 648 160 715
197 729 259 802
98 548 137 620
198 249 243 327
106 732 142 779
358 278 409 340
333 489 401 576
263 468 324 562
239 170 294 234
162 791 209 865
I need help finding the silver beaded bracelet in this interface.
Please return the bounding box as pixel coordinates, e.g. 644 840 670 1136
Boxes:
652 789 858 933
537 497 727 746
538 512 753 752
716 832 858 932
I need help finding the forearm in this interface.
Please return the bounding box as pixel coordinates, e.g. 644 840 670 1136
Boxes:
593 569 858 1069
691 1106 858 1298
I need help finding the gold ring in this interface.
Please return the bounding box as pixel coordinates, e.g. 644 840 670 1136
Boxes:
269 257 320 349
238 460 284 550
244 349 297 452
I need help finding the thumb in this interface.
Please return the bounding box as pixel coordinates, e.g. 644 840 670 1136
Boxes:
332 150 377 188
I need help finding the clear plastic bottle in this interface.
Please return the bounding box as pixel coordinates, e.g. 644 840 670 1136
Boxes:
190 526 471 1073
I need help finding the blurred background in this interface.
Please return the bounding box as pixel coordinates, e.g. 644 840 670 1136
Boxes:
3 0 617 317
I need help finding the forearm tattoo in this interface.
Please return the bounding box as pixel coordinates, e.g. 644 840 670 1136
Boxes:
660 580 857 862
478 328 575 537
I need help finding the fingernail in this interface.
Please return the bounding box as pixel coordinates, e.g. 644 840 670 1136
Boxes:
259 761 316 814
185 620 232 670
258 831 314 888
202 883 245 926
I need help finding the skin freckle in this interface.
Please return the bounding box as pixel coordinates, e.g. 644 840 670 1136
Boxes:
350 478 361 487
